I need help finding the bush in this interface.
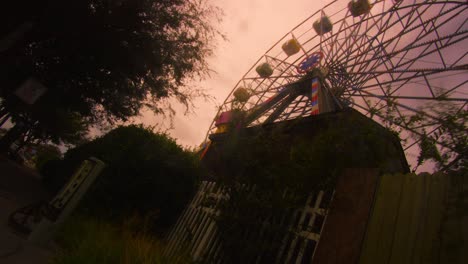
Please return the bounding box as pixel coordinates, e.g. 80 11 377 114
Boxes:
34 144 62 171
43 125 203 232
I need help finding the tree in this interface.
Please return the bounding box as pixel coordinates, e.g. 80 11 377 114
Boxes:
42 124 203 232
33 143 62 170
0 0 222 150
370 95 467 172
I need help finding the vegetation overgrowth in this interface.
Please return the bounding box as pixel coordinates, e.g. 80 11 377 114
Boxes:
205 111 405 262
52 214 191 264
42 124 203 233
369 90 467 172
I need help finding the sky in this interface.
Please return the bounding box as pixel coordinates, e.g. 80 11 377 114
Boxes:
141 0 327 148
137 0 466 173
5 0 315 149
4 0 460 172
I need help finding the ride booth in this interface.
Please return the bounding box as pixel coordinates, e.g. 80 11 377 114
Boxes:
164 75 440 263
163 0 468 257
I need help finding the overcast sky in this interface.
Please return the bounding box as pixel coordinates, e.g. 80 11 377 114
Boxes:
120 0 465 172
141 0 327 148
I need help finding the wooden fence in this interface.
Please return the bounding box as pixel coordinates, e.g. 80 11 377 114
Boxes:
360 172 468 264
164 170 467 263
164 181 333 263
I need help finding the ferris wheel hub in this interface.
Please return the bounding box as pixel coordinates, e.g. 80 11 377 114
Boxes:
206 0 468 171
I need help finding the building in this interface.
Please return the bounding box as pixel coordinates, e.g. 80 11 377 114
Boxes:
165 108 414 263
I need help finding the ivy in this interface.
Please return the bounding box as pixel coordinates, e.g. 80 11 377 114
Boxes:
203 110 403 262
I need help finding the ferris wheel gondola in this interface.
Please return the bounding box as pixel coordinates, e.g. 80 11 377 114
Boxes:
202 0 467 169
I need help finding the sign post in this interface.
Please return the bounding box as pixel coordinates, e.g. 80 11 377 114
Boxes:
27 157 105 246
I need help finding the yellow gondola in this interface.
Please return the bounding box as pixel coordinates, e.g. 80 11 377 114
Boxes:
313 16 333 35
282 39 301 56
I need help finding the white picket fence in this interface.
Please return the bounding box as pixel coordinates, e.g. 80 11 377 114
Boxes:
164 181 334 263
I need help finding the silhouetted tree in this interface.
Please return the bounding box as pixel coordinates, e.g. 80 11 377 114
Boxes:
0 0 222 150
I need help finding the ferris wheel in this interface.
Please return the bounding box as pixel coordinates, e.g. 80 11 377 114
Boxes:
204 0 468 169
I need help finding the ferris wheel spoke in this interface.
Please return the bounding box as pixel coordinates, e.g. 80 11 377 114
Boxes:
349 30 382 75
263 95 299 124
287 96 308 118
357 78 465 104
207 1 467 171
349 48 467 98
391 22 467 81
393 102 413 128
353 93 468 102
352 100 459 153
369 17 396 73
351 55 393 94
395 7 467 62
355 72 467 102
351 3 433 80
243 75 302 81
326 10 351 61
331 4 420 68
449 50 468 70
423 72 439 99
425 21 448 69
403 124 442 151
325 5 390 67
392 11 466 74
341 3 466 74
337 2 465 77
323 22 352 65
349 9 401 76
265 55 296 69
346 64 467 75
354 75 409 100
358 90 453 123
403 100 467 151
331 20 384 68
355 66 465 88
438 79 468 99
344 29 468 77
393 1 419 31
366 72 390 103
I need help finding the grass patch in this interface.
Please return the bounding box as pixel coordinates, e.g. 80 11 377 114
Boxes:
51 214 190 264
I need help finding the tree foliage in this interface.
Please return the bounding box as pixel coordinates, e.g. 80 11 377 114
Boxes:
42 125 203 232
33 143 62 171
371 95 467 172
0 0 222 145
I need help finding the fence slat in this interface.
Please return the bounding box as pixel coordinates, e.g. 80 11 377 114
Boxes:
410 173 432 264
359 173 404 264
389 173 423 264
419 173 447 264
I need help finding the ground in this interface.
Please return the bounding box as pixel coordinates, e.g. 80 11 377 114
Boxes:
0 155 54 264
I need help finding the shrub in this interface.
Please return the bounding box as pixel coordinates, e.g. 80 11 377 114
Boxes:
42 125 203 233
52 214 191 264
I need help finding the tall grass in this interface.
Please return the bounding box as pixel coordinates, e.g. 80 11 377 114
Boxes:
52 214 191 264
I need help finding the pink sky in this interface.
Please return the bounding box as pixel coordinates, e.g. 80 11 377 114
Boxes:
139 0 467 173
142 0 328 147
1 1 464 174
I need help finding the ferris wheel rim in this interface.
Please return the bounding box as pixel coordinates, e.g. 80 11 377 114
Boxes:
204 0 467 169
